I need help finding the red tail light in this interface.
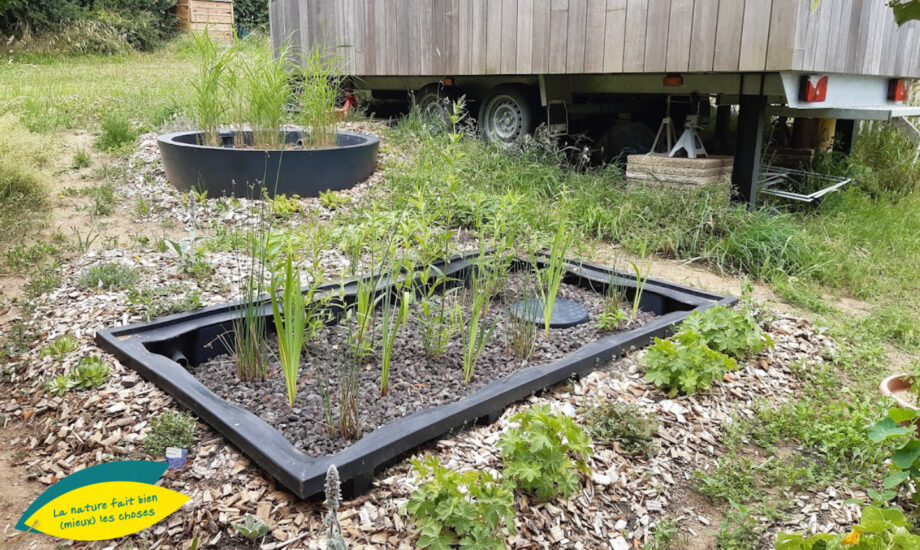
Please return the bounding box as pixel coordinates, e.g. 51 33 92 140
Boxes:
799 75 828 103
889 79 909 102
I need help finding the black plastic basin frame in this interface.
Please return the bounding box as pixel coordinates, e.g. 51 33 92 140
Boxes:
95 253 734 499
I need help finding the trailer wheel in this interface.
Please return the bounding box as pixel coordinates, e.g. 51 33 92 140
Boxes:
414 83 456 121
479 85 537 144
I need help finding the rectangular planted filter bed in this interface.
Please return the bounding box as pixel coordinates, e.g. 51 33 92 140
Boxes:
96 252 733 499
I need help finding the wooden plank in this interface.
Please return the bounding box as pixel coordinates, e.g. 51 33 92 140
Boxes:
419 0 432 75
665 0 693 72
643 0 669 72
789 0 809 69
486 0 503 73
831 0 852 73
623 0 647 72
688 0 718 72
501 0 518 73
395 0 408 75
842 0 863 72
820 0 843 72
471 0 487 73
602 0 626 72
584 0 606 73
738 0 771 71
351 0 365 75
335 0 351 72
459 0 472 74
385 0 398 74
809 0 831 71
566 0 588 72
448 0 460 73
712 0 742 71
517 0 534 74
879 3 897 76
364 0 377 76
765 0 796 71
549 0 568 73
531 0 552 72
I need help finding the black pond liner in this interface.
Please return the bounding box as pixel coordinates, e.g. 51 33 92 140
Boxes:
157 130 379 198
95 252 734 500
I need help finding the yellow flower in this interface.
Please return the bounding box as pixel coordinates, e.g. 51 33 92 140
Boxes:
841 530 861 545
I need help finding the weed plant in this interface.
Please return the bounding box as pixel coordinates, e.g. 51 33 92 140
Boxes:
643 330 738 395
127 284 202 322
378 288 410 396
506 279 539 362
416 266 462 358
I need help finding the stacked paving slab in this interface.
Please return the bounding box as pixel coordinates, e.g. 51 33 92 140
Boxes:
626 154 734 186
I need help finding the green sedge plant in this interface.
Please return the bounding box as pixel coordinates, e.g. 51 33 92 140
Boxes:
461 258 499 385
534 222 573 337
499 405 593 501
416 266 462 358
270 253 307 407
379 287 411 396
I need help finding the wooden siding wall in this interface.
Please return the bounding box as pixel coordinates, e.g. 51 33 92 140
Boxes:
269 0 920 78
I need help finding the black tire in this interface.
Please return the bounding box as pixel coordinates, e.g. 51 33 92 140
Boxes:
478 85 538 144
413 83 457 121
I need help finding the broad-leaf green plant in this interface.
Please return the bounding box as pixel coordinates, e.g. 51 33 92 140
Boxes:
774 505 920 549
499 405 593 501
643 330 738 395
405 455 515 550
868 407 920 498
679 304 774 359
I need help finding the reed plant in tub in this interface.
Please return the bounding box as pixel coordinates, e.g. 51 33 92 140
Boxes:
534 223 573 337
190 30 233 147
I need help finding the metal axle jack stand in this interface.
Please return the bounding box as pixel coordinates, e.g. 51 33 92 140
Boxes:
650 116 676 154
668 115 708 158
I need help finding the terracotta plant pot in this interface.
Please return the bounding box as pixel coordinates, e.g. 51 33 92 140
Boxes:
880 373 919 410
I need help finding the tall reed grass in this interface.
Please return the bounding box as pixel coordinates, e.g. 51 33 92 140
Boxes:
190 30 233 146
296 48 343 149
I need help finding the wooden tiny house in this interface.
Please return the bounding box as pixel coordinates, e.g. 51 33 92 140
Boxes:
177 0 235 41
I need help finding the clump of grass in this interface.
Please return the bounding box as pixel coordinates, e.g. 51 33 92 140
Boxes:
297 47 343 149
190 30 234 146
95 112 138 152
850 122 920 196
239 40 291 149
144 410 197 456
72 150 91 169
78 262 140 291
0 115 49 236
127 284 202 321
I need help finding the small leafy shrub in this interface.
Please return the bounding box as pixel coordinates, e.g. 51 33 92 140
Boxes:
499 405 593 501
596 305 627 332
643 330 738 395
405 455 515 549
678 304 773 358
319 189 351 210
717 504 761 550
584 400 658 456
232 514 270 541
5 241 58 272
95 112 138 152
41 335 79 357
78 262 140 291
774 506 920 549
71 356 110 390
144 411 197 456
644 519 682 550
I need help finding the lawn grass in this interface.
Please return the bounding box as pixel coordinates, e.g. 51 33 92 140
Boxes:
0 47 195 133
